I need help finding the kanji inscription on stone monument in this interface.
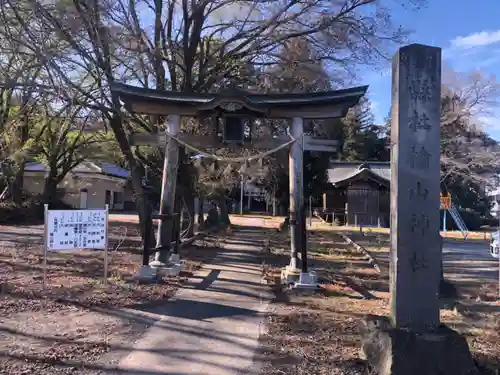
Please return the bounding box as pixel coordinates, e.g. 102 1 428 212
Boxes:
409 181 429 200
409 77 434 101
409 250 428 273
408 144 431 170
390 44 442 332
409 110 431 132
410 213 430 235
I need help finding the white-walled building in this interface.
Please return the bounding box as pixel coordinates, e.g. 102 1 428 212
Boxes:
487 186 500 218
23 162 132 210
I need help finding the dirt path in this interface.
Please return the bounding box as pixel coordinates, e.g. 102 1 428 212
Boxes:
114 226 273 375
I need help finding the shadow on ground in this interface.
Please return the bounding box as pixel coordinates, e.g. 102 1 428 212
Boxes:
1 311 282 375
1 224 280 375
259 227 500 375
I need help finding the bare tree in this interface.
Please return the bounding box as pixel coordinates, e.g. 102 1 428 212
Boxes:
440 70 500 187
0 0 424 242
104 0 419 222
383 69 500 191
0 0 157 242
0 4 50 203
28 105 109 203
109 0 420 91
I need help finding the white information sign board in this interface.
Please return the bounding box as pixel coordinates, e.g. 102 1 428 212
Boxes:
46 209 108 251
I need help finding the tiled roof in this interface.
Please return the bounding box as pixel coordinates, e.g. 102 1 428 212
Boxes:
327 162 390 185
98 162 130 178
24 162 49 172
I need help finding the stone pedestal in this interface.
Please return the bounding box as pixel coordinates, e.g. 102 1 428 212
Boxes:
281 265 301 285
169 253 181 264
360 316 478 375
135 265 159 283
299 270 317 284
155 263 182 277
290 270 320 292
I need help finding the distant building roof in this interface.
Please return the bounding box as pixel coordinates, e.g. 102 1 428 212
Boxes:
327 161 390 186
98 162 130 179
25 162 130 179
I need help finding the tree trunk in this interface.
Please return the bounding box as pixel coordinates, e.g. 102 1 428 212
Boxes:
12 94 30 204
217 196 231 227
198 195 205 229
96 23 155 252
109 116 154 246
11 161 25 204
184 191 195 237
42 172 59 206
131 163 155 247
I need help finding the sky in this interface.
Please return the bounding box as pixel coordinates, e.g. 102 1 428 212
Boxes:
360 0 500 139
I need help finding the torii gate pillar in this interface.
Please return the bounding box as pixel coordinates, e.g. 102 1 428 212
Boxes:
288 117 306 272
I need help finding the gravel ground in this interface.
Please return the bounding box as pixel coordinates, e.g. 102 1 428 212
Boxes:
0 222 220 375
259 230 500 375
345 231 499 300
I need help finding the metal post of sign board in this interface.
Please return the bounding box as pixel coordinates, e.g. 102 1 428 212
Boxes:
43 204 49 289
104 204 109 285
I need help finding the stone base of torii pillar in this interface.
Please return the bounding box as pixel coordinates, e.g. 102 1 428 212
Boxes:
137 261 182 282
281 266 320 291
280 265 301 285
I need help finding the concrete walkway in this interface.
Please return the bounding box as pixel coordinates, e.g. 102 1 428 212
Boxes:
117 226 272 375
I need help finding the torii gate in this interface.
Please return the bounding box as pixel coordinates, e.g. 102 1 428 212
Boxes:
111 82 366 286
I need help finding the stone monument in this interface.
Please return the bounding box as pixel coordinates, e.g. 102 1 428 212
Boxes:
391 43 442 331
360 44 478 375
